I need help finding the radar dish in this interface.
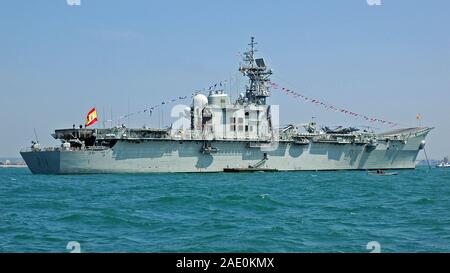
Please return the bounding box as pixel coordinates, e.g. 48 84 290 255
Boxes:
255 58 266 68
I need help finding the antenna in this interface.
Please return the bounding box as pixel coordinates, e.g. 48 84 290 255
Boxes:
127 97 130 127
248 36 257 66
158 108 161 128
102 108 106 128
110 108 113 128
239 37 272 105
33 128 40 144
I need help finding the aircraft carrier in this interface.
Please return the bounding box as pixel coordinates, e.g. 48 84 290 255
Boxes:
20 38 432 174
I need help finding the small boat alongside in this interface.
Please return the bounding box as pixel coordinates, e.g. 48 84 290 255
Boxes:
223 167 278 173
367 170 399 176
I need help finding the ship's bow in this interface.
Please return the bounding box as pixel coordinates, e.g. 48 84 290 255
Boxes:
20 150 61 174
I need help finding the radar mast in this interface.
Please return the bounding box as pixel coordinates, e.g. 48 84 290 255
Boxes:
239 37 272 105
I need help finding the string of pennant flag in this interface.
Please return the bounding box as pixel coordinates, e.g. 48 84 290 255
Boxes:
269 81 399 127
110 79 398 127
117 95 190 121
116 80 230 122
207 80 228 91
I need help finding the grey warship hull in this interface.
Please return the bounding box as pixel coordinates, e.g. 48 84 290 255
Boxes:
20 38 433 174
20 127 431 174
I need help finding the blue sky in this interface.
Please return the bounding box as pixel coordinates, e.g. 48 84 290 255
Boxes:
0 0 449 159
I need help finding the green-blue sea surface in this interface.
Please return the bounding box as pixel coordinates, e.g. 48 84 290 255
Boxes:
1 167 449 252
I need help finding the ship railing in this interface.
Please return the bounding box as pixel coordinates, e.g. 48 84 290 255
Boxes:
20 147 61 153
96 127 173 140
83 146 110 151
380 134 409 143
393 128 432 141
292 136 310 145
20 147 33 153
170 129 195 140
312 134 357 144
21 145 110 153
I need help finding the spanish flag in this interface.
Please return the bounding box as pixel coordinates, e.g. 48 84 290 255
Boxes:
85 107 98 127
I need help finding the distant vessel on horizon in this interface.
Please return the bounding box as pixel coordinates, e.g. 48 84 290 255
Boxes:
20 38 433 174
0 160 27 168
436 157 450 168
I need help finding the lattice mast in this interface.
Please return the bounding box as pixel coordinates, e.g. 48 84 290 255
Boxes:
239 37 273 105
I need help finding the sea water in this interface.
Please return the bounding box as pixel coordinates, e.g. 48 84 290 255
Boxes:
1 167 449 252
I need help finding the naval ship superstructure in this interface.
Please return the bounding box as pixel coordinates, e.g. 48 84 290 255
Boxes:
21 38 432 174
